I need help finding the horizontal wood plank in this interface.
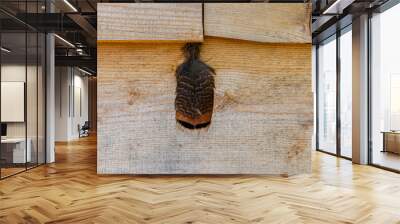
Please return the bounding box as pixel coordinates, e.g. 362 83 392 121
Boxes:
97 37 312 175
205 3 312 43
97 3 203 42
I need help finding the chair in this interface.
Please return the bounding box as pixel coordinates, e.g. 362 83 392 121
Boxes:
79 121 90 138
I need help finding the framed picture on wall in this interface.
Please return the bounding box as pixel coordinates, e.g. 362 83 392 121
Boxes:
1 81 25 122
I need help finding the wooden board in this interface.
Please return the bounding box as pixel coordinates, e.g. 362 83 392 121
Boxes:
97 37 312 175
97 3 203 43
97 3 311 44
205 3 312 43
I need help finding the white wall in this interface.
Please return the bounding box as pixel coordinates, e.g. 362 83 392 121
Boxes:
1 63 46 164
1 65 26 139
71 73 89 138
55 66 70 141
55 67 89 141
1 64 25 81
1 65 37 138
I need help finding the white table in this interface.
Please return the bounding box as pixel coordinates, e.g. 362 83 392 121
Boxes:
1 138 31 163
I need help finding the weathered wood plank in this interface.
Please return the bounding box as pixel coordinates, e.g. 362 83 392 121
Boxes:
97 3 203 42
97 37 312 175
205 3 312 43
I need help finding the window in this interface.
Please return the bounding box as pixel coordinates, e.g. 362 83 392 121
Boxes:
340 28 352 158
316 26 353 159
317 36 337 154
370 3 400 171
0 1 47 179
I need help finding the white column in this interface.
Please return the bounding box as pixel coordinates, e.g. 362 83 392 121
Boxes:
312 45 317 151
46 32 55 163
352 14 369 164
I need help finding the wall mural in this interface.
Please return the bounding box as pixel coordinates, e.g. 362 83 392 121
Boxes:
97 3 312 175
175 43 215 129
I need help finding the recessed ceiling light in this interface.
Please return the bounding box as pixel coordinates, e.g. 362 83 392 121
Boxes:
78 67 93 76
323 0 355 15
54 34 75 48
63 0 78 12
1 47 11 53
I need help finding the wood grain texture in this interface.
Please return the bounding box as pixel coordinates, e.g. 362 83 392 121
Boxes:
1 136 400 223
97 37 312 175
205 3 312 43
97 3 203 42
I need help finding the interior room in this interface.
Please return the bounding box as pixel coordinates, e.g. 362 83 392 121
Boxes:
1 0 400 223
54 66 92 141
0 18 46 178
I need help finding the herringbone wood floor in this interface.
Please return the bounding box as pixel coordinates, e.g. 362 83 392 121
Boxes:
1 136 400 224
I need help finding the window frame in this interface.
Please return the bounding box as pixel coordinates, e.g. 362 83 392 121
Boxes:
315 24 353 160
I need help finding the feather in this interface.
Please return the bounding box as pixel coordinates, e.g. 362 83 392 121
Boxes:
175 43 215 129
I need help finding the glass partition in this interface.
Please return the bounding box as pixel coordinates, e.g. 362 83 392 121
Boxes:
316 26 353 159
38 32 45 165
1 31 28 177
370 3 400 171
0 1 46 179
317 36 337 154
27 31 38 169
340 27 352 158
